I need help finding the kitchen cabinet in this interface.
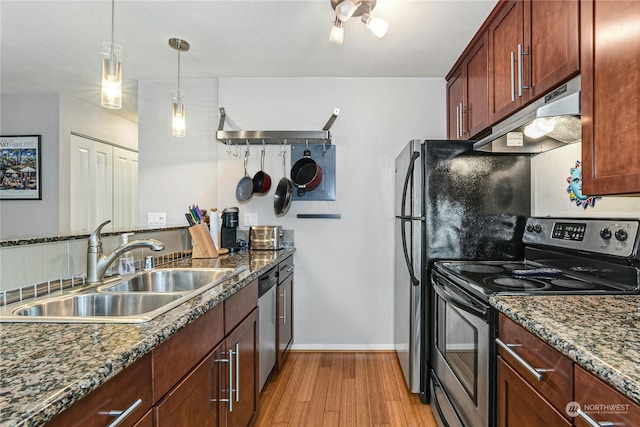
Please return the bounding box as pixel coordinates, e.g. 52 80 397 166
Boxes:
574 365 640 427
277 256 294 370
154 279 258 427
580 0 640 195
46 354 152 427
447 33 490 140
487 0 579 123
496 314 572 427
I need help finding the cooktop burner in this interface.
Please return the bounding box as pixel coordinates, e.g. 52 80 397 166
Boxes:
491 277 547 290
457 264 505 274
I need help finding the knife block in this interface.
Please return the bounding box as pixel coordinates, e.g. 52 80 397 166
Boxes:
188 223 219 258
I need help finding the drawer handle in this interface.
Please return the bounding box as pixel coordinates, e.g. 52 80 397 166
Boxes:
285 266 294 273
103 398 142 427
495 338 546 382
576 409 614 427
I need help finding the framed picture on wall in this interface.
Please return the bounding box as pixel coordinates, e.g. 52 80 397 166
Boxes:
0 135 42 200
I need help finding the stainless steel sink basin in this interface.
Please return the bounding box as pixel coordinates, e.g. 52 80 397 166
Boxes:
0 267 246 323
9 293 184 323
99 268 238 293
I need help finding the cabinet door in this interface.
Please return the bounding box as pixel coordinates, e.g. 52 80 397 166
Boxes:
154 343 223 427
497 357 571 427
524 0 579 102
447 66 465 140
276 275 293 370
223 309 258 427
581 0 640 195
574 365 640 427
488 0 524 123
465 33 489 138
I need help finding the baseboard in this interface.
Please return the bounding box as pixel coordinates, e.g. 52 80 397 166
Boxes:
290 344 396 351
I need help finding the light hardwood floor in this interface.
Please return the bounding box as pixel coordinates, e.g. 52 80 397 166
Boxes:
255 352 438 427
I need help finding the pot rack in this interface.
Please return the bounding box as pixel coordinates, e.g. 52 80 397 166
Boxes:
216 107 339 145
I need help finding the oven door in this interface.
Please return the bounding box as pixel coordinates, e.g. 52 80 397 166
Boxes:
431 271 490 427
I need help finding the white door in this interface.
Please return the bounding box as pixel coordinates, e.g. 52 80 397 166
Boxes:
113 147 138 229
70 134 113 232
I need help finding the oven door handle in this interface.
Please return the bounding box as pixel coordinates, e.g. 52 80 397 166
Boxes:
432 276 487 318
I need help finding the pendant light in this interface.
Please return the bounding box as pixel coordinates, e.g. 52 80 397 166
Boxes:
329 0 388 44
101 0 122 109
169 38 189 138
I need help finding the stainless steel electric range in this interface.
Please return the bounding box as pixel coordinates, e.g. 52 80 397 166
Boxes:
429 217 640 427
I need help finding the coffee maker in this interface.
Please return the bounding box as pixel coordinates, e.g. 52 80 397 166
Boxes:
220 207 240 252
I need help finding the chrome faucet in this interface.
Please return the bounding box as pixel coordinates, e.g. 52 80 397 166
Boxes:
86 220 165 284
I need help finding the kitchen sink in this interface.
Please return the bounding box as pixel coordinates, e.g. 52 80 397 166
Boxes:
99 268 238 293
0 267 246 323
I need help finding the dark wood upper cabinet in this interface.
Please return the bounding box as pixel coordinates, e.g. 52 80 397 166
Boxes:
581 0 640 195
487 0 579 123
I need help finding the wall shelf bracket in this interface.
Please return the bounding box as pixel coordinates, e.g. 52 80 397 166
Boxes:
216 107 339 145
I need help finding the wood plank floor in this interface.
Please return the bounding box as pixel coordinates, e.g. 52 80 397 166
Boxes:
255 352 438 427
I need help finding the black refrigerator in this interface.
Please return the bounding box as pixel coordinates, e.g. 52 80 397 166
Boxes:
393 139 531 403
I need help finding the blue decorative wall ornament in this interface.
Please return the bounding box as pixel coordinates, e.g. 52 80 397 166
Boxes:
567 160 600 208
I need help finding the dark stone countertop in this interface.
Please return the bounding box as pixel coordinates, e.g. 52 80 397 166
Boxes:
0 248 294 427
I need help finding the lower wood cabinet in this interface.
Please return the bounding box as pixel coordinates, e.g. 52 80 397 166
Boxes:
574 365 640 427
497 357 571 427
46 354 152 427
277 256 294 370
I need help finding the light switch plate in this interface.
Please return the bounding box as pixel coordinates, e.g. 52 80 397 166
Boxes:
148 212 167 226
244 212 258 226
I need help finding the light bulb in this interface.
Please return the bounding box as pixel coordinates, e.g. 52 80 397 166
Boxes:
329 18 344 44
362 13 388 38
101 43 122 109
524 117 556 139
336 0 360 22
172 90 186 137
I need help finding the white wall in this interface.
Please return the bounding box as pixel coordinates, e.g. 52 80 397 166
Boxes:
138 80 219 227
532 143 640 218
217 77 446 349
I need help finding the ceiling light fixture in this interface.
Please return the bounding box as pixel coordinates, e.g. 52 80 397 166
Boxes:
169 38 189 138
101 0 122 109
329 0 388 44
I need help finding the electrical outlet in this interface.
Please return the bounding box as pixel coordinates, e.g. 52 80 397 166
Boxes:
148 212 167 226
244 212 258 226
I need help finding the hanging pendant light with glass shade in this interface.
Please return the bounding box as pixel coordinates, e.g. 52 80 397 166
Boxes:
101 0 122 109
169 38 189 137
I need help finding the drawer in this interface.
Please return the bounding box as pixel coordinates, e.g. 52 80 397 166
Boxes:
224 279 258 335
152 303 224 402
278 256 294 283
47 354 152 427
574 365 640 427
497 314 573 415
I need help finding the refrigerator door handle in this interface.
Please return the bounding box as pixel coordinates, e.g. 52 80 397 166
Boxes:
399 150 421 287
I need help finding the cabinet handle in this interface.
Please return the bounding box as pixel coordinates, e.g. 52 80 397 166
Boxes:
280 290 287 324
234 343 240 403
576 409 614 427
103 398 142 427
510 51 516 102
517 44 529 95
495 338 546 381
285 266 294 273
455 104 460 138
459 102 466 137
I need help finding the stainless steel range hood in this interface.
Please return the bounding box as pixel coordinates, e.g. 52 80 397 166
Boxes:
474 75 581 153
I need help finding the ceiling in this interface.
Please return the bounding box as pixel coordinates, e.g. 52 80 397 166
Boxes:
1 0 497 123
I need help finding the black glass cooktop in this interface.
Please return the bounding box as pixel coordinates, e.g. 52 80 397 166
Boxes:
434 260 633 301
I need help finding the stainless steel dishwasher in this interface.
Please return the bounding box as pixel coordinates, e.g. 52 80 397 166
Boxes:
258 266 278 391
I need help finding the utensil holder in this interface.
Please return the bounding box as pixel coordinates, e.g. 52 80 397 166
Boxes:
188 223 218 258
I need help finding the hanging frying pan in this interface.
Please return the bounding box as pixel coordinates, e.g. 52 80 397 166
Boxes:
290 147 322 196
274 149 293 216
236 147 254 202
252 143 272 195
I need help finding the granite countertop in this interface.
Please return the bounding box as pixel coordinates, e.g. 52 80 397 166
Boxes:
490 294 640 406
0 248 294 427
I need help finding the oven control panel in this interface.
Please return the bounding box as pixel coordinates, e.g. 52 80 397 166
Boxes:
523 218 639 258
